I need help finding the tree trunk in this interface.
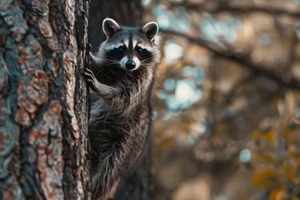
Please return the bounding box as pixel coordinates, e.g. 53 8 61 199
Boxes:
88 1 152 200
0 0 90 199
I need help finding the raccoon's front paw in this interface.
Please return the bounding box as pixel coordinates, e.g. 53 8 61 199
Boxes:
82 68 100 91
82 68 116 95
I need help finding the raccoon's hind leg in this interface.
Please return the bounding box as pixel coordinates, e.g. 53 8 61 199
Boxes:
83 68 117 96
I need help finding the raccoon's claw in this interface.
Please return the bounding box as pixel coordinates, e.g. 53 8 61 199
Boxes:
82 68 104 93
83 68 96 84
83 68 117 95
83 68 100 92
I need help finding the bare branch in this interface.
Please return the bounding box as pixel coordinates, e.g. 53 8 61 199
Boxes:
161 29 300 90
171 2 300 18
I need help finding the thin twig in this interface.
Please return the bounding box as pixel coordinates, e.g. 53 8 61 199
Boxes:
171 2 300 18
161 29 300 90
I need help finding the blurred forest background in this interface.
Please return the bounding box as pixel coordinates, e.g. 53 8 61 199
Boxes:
142 0 300 200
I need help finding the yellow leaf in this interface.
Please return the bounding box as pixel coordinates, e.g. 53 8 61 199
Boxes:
269 185 289 200
252 167 280 188
252 130 276 142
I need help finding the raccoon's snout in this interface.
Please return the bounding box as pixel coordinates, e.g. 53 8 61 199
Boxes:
126 60 136 70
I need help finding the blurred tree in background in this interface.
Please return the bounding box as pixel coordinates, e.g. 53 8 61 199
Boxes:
140 0 300 199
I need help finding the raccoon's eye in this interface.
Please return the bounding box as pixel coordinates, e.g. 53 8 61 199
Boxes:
136 47 145 54
117 46 125 52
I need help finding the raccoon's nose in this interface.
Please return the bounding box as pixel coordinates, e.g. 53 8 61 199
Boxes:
125 60 136 70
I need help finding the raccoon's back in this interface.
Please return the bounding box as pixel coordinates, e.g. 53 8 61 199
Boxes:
88 100 152 180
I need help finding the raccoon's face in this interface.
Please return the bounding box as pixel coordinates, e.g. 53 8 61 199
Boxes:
93 18 160 71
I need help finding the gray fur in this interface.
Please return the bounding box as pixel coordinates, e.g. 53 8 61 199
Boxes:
83 18 160 200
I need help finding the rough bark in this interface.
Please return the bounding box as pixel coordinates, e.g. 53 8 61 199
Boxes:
0 0 90 199
88 1 152 199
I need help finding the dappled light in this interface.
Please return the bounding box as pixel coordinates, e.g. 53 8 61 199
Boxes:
143 0 300 199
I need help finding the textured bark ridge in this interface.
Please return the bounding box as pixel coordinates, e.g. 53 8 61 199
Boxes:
0 0 90 199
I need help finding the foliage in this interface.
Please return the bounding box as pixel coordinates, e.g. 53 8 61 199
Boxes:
142 0 300 199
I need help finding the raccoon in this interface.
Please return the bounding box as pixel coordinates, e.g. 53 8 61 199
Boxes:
83 18 160 200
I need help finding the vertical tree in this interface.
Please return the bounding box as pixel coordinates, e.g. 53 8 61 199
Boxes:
0 0 90 199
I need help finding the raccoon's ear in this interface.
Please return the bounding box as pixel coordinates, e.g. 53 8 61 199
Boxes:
141 22 159 41
102 18 120 38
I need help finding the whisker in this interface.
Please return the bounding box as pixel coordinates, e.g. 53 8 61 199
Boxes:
140 57 154 64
